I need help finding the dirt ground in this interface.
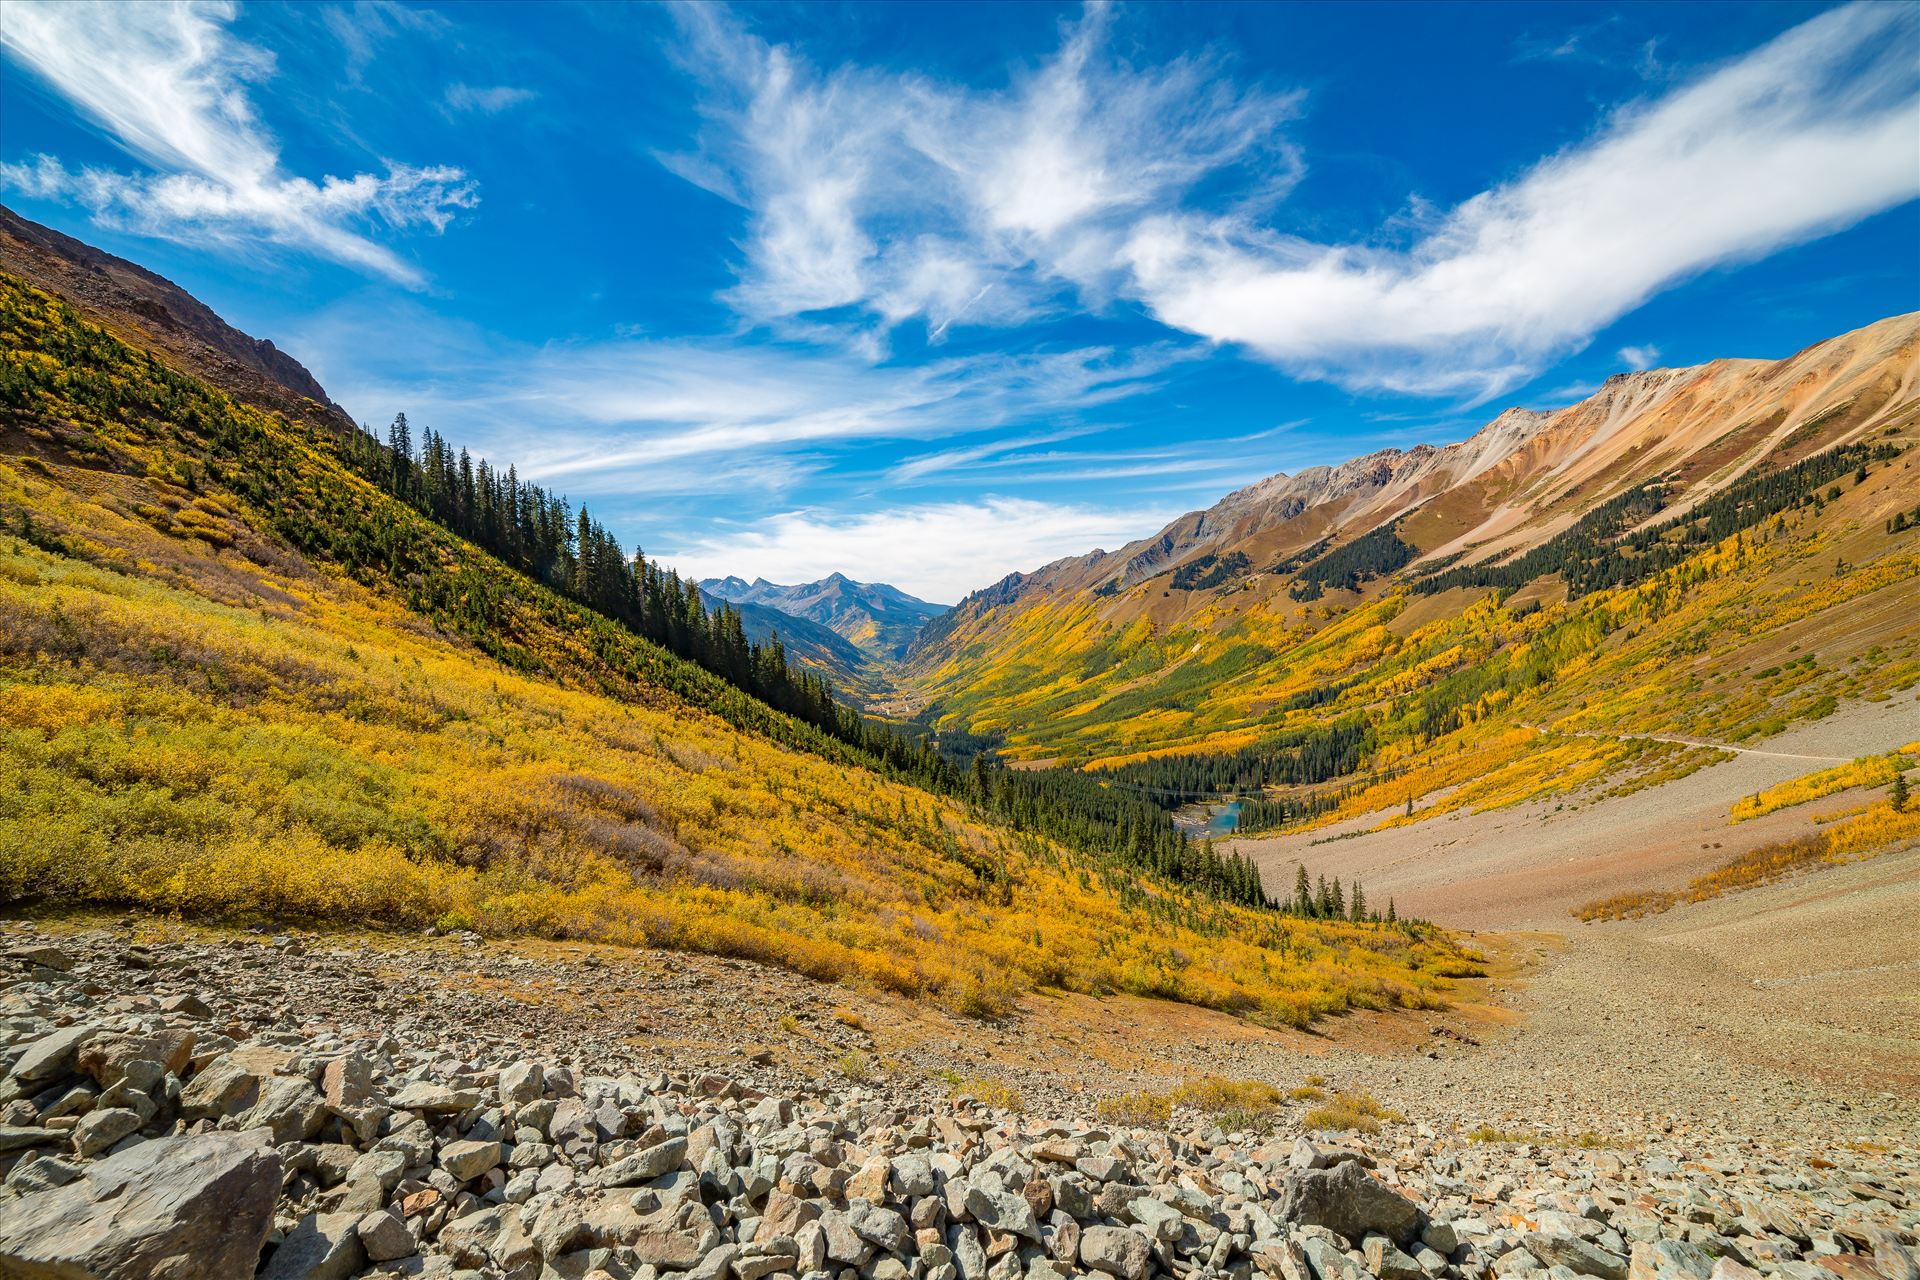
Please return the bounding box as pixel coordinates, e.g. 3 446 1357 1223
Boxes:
1230 695 1920 930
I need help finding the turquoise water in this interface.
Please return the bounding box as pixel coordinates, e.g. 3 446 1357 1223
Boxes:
1174 800 1242 837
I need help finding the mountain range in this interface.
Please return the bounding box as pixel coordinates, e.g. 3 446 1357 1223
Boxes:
702 574 948 662
905 313 1920 777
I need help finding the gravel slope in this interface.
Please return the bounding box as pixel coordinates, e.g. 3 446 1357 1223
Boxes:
1230 696 1920 930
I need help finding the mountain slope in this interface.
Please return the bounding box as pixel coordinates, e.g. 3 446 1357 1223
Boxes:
0 229 1469 1022
711 595 881 698
0 206 354 435
917 315 1917 628
906 315 1920 831
705 573 947 661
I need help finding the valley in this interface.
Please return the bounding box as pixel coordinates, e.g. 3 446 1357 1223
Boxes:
3 2 1918 1277
1 210 1917 1280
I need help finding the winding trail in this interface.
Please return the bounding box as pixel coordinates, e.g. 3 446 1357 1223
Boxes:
1526 723 1853 765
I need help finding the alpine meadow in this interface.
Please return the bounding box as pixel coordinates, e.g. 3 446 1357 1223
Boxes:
0 4 1917 1280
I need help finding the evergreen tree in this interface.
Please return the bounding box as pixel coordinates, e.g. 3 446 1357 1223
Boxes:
386 412 411 490
1348 881 1367 922
1894 771 1911 813
1293 863 1313 916
1386 898 1397 925
314 403 1313 913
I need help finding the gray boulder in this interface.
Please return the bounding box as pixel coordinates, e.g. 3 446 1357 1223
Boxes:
8 1025 95 1086
1278 1159 1425 1245
1525 1233 1628 1280
1080 1224 1153 1280
0 1131 279 1280
262 1212 368 1280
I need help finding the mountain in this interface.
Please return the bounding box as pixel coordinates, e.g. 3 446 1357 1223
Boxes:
906 314 1920 817
709 595 879 699
0 206 354 436
0 209 1466 1025
702 573 948 662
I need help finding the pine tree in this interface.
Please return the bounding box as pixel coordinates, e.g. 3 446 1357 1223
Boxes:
1293 863 1312 917
1386 898 1397 925
386 412 412 490
1348 881 1367 922
1894 771 1911 813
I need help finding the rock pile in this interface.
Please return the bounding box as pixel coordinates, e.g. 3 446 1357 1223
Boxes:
1 926 1915 1280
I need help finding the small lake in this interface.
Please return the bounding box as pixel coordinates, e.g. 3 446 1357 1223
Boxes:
1172 799 1241 837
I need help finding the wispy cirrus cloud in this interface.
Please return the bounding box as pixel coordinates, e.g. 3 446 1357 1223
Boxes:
1512 15 1668 81
443 83 538 116
662 1 1299 344
289 294 1188 495
668 2 1919 400
0 0 475 286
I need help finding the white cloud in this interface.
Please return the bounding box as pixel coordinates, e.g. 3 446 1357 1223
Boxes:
1120 2 1920 400
665 1 1298 339
322 0 446 86
884 427 1107 485
0 0 475 286
1616 344 1661 371
668 2 1918 399
443 83 538 115
660 497 1180 604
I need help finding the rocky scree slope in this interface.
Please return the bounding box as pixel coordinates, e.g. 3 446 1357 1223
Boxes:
1 924 1916 1280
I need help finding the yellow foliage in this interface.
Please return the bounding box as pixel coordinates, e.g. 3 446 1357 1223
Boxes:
0 439 1467 1024
1094 1091 1175 1128
1303 1091 1402 1134
1730 747 1917 821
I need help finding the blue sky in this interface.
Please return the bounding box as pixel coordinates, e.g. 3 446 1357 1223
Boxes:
3 1 1916 601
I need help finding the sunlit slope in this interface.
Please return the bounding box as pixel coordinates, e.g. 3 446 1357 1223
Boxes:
908 316 1920 818
0 272 1471 1022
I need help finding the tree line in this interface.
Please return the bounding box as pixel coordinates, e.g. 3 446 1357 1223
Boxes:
1288 863 1396 924
344 414 1284 913
343 415 858 733
1170 550 1251 591
1091 719 1374 805
1288 523 1416 600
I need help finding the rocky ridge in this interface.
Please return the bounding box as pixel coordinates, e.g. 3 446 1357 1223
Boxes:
1 922 1916 1280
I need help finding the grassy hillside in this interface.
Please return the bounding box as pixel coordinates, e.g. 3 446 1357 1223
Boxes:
908 355 1920 838
0 271 1473 1024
